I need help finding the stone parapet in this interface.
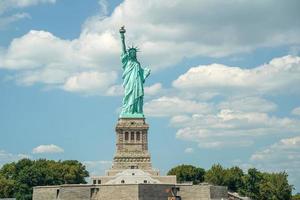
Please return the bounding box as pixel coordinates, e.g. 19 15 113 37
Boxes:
33 183 228 200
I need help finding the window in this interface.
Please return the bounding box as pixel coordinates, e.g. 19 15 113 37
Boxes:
56 189 59 199
93 180 96 184
125 132 129 141
144 180 147 183
136 132 140 141
90 188 99 198
121 180 125 184
131 132 134 140
98 180 101 184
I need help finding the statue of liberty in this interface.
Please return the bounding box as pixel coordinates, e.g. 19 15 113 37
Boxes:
119 26 151 118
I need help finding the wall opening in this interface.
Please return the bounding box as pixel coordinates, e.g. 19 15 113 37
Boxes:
130 132 134 141
90 188 99 198
56 189 59 199
136 132 140 141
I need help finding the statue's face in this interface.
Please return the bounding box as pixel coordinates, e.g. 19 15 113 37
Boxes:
129 49 137 59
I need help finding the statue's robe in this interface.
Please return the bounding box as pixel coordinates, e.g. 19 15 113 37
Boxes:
120 52 150 116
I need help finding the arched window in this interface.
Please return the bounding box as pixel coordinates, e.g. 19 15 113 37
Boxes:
121 180 125 184
125 132 129 141
136 132 140 141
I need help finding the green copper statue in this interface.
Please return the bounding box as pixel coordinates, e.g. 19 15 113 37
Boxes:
119 26 151 118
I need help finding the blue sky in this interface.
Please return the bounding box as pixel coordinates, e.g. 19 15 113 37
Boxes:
1 0 300 192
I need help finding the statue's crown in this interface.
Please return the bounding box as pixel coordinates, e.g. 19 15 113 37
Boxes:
127 45 139 52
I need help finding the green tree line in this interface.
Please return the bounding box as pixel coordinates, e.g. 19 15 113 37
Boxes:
168 164 295 200
0 159 89 200
0 159 298 200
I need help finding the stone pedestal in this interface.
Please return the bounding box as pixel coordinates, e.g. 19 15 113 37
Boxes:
106 118 159 176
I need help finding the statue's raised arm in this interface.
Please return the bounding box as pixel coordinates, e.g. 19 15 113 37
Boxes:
119 26 126 53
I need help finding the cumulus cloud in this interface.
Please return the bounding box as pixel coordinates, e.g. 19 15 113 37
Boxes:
0 150 30 167
0 13 30 30
173 55 300 95
292 107 300 116
144 83 162 96
1 0 300 93
144 55 300 148
249 136 300 190
0 0 56 14
173 109 300 148
63 71 118 94
144 96 212 117
0 30 120 93
251 136 300 161
32 144 64 154
84 0 300 61
218 96 277 113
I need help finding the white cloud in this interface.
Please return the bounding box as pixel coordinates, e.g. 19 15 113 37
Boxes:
0 13 30 30
32 144 64 154
251 136 300 161
0 0 56 14
144 83 162 96
184 147 194 154
84 0 300 62
98 0 108 16
0 30 120 94
1 30 74 70
144 96 212 117
16 68 69 86
173 55 300 95
249 136 300 191
197 140 253 149
0 150 30 167
292 107 300 116
144 54 300 147
1 0 300 93
174 109 300 148
63 71 118 94
105 84 123 96
218 96 277 113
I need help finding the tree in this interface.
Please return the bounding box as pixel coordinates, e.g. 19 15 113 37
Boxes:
0 175 15 198
239 169 292 200
204 164 226 186
167 163 293 200
0 159 89 200
293 193 300 200
258 172 292 200
203 165 244 192
224 166 244 192
167 164 205 184
239 168 263 200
